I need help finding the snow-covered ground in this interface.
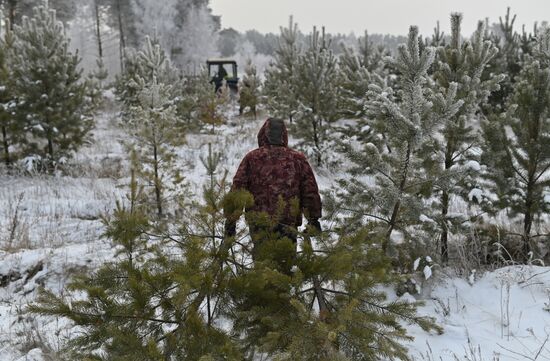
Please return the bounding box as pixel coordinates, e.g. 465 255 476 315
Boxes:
407 265 550 360
1 105 549 360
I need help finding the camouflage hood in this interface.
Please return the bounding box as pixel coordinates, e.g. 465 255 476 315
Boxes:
257 118 288 147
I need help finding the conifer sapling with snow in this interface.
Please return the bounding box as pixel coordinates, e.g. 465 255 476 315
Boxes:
0 14 19 168
430 15 503 263
292 26 340 166
12 5 94 170
29 164 242 360
336 26 463 261
338 31 386 119
195 69 228 131
239 59 261 118
263 16 301 123
481 29 550 261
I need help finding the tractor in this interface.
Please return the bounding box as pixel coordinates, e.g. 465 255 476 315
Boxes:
207 59 239 94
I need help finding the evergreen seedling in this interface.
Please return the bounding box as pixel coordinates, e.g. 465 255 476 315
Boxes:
12 5 94 170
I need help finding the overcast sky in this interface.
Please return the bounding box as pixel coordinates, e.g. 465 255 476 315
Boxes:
209 0 549 37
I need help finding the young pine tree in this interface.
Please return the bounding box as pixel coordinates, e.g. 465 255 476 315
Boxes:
195 70 228 131
292 26 340 166
228 221 442 360
430 15 503 263
336 26 463 258
127 77 185 218
481 32 550 260
30 158 242 360
338 31 386 119
484 7 526 115
12 5 94 170
238 59 261 119
116 35 176 117
263 16 301 123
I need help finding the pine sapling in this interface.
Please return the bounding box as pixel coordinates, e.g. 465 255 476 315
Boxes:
337 26 463 258
431 15 503 263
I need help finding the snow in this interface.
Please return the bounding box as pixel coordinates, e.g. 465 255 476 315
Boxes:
468 188 483 203
423 265 432 280
464 160 481 171
407 266 550 360
419 214 436 223
414 257 421 271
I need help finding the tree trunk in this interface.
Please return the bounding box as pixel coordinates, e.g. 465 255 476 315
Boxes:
153 142 162 217
47 136 54 172
115 0 126 73
8 0 16 29
3 5 15 169
440 141 454 264
311 116 321 166
2 125 10 168
313 275 329 321
304 236 329 321
384 141 412 253
523 176 535 261
94 0 103 59
440 190 450 263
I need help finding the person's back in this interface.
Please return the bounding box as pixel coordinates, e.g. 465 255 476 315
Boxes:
225 118 322 244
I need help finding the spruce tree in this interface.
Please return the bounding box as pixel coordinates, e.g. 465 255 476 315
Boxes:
335 26 463 258
481 31 550 260
430 15 503 263
238 59 261 119
263 16 301 123
12 5 94 170
292 26 340 166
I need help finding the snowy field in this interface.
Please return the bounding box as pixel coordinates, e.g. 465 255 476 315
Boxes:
1 106 549 360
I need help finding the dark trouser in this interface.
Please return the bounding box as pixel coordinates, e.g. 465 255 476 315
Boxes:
249 223 297 274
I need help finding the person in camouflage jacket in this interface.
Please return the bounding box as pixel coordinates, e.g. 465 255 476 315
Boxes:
224 118 322 257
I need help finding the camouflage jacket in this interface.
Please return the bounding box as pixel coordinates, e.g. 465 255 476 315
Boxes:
227 118 322 230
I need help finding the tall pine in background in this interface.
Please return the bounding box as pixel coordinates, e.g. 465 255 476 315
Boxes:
338 31 386 119
335 26 463 260
292 26 340 166
263 16 301 123
12 5 94 170
122 36 185 217
481 29 550 260
430 15 503 263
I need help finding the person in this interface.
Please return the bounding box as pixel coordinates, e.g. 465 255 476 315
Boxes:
224 118 322 266
217 64 228 79
211 64 229 92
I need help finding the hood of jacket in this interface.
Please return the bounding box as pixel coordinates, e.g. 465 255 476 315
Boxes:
257 118 288 147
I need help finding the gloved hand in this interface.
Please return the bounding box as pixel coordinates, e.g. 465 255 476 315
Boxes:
307 219 322 234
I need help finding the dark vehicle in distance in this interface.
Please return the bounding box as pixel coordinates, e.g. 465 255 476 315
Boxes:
207 59 239 94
